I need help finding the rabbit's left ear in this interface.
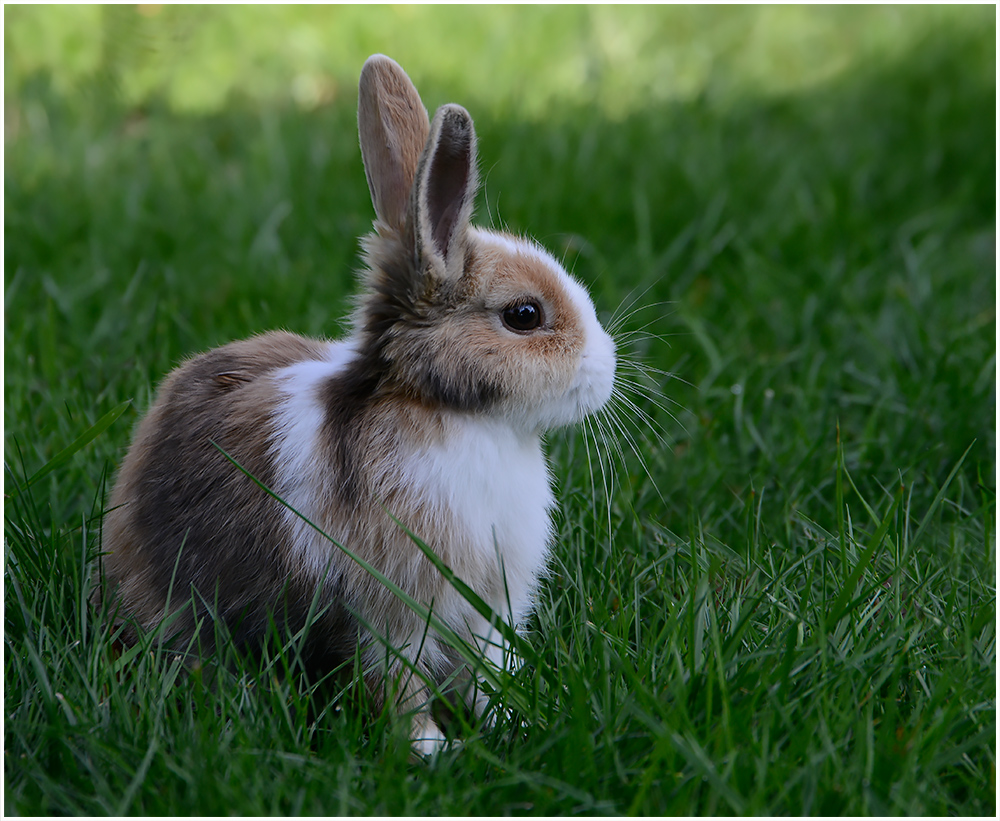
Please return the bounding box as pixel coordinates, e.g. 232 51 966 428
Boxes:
358 54 431 234
412 104 479 282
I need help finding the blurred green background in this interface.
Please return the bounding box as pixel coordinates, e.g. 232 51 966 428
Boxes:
8 5 978 115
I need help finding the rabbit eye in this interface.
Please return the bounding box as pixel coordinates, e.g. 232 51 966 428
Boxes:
501 301 544 333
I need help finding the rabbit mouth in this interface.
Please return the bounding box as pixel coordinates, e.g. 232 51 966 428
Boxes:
531 332 617 431
578 324 618 407
572 351 617 418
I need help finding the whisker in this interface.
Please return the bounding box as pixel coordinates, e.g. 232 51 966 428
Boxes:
606 280 664 330
594 416 617 537
612 376 691 433
568 287 689 544
584 415 613 541
616 358 695 393
607 298 677 337
598 401 667 506
606 392 668 453
616 391 687 444
592 407 628 486
611 312 681 342
613 372 688 409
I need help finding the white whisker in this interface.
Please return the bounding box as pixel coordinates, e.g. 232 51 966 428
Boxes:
610 312 681 343
613 373 689 412
612 392 689 443
606 281 663 330
607 298 677 337
599 402 667 506
569 288 692 548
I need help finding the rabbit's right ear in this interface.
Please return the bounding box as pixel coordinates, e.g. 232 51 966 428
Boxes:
411 104 478 283
358 55 431 232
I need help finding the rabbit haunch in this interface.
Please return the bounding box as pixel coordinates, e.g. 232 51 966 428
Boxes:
97 54 616 755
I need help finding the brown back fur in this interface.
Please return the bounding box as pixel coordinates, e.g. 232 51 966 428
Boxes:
98 331 358 673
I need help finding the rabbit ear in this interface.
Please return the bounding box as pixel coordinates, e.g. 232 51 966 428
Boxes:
413 104 479 281
358 54 430 232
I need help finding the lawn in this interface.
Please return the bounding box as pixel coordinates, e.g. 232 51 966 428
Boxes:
4 5 995 815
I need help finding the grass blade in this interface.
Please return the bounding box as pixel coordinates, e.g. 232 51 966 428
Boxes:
9 401 131 498
211 442 534 714
826 482 903 630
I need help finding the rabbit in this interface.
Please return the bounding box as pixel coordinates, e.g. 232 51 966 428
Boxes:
96 54 617 756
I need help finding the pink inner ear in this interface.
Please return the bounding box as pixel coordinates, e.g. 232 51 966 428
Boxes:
425 111 473 261
430 198 464 260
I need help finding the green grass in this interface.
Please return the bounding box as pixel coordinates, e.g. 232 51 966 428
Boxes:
5 5 995 815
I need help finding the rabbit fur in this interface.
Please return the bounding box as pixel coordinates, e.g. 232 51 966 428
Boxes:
97 54 616 755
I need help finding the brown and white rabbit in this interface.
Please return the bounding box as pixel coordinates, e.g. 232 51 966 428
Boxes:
98 54 616 755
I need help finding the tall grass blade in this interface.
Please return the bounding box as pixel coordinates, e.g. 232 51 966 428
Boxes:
9 401 131 498
211 442 535 715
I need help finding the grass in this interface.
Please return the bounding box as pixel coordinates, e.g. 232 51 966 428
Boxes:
5 5 996 815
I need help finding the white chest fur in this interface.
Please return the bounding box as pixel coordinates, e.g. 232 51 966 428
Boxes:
400 415 555 626
271 347 556 631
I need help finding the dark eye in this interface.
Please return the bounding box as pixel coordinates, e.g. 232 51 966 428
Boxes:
501 301 544 333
